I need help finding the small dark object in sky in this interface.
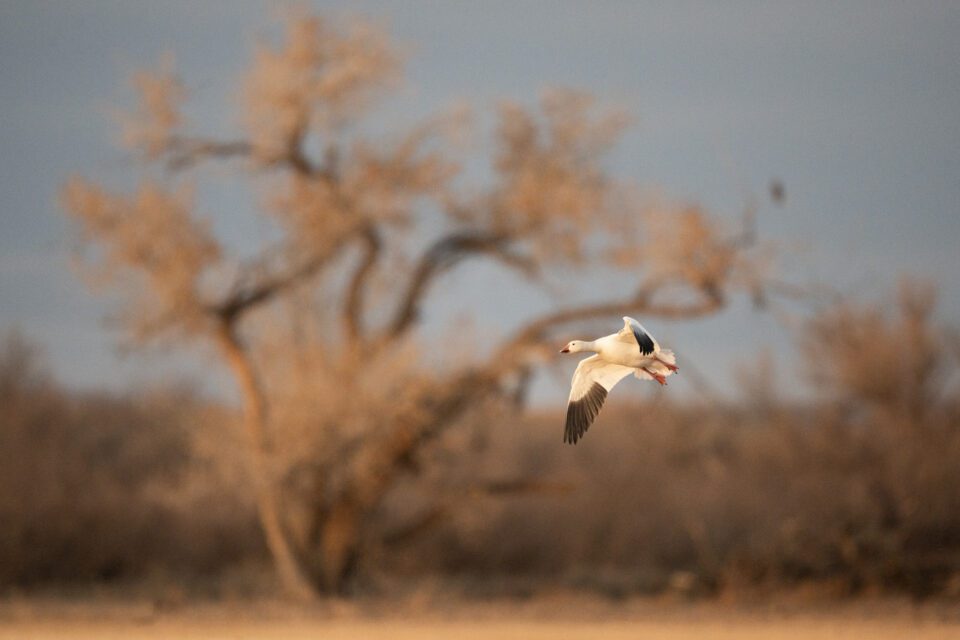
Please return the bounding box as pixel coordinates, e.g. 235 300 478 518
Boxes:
770 180 785 205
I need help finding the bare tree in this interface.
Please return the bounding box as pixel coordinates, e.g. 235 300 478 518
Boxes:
61 12 776 597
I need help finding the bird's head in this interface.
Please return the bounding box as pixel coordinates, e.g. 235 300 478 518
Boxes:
559 340 585 354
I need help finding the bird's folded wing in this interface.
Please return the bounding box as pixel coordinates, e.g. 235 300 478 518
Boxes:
617 316 658 355
564 355 634 444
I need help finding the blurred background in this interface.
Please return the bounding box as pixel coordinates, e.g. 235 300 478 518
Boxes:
1 0 959 622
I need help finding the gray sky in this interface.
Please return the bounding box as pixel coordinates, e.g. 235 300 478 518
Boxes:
1 1 958 404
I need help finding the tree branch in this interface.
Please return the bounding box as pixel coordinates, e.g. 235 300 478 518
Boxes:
211 237 356 323
280 117 317 176
343 226 382 343
165 137 253 171
164 121 319 176
386 231 537 339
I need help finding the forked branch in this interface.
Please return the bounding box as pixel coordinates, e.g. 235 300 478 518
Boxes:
211 235 356 323
386 231 537 339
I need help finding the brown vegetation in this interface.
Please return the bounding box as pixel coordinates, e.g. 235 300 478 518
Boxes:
0 333 259 587
2 285 958 599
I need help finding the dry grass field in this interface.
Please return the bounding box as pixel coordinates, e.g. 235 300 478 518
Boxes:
2 597 959 640
5 619 958 640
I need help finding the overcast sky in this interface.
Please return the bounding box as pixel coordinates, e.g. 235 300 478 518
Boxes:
1 1 958 404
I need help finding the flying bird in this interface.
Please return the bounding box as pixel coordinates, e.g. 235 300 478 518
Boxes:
559 317 678 444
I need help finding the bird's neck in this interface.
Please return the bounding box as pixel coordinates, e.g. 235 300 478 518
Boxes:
580 340 598 353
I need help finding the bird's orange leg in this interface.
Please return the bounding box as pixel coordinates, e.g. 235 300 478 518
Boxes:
643 367 667 385
654 357 679 372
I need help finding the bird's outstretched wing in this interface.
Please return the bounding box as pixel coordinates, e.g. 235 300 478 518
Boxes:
617 316 658 355
564 355 634 444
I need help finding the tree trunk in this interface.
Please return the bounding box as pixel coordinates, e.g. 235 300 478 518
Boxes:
308 374 498 592
317 499 363 594
216 323 317 601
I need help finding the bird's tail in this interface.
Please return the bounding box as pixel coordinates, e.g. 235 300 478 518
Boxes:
637 349 678 379
657 349 677 367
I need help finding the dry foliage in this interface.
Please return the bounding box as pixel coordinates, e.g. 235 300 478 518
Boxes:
0 333 258 586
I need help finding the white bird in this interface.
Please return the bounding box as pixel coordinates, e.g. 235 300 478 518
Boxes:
559 316 678 444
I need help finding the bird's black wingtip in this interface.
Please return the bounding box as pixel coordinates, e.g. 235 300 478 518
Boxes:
563 382 608 444
632 328 656 355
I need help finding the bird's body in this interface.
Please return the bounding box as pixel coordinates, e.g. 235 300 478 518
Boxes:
559 317 678 444
589 334 665 369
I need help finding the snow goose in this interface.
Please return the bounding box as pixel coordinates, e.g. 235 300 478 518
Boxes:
559 316 678 444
